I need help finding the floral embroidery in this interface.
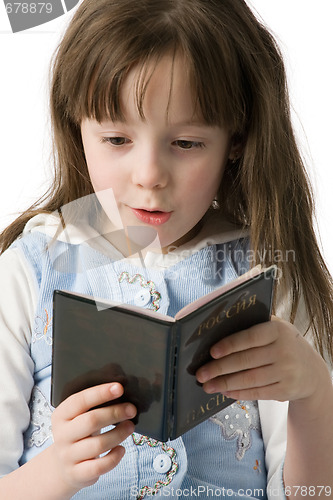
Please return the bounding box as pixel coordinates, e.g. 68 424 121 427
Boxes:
32 309 52 345
253 459 262 474
27 386 53 448
132 434 178 499
209 400 260 460
118 272 161 311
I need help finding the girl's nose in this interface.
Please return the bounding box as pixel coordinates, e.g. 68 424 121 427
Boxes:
131 148 168 189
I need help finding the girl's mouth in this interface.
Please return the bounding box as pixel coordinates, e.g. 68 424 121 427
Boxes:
131 208 172 225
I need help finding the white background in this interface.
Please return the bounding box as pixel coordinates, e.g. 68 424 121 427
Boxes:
0 1 332 271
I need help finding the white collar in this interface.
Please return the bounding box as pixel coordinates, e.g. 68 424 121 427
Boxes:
22 211 249 270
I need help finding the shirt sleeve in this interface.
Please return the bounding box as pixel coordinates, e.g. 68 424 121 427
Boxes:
259 285 331 500
0 247 37 476
258 399 288 499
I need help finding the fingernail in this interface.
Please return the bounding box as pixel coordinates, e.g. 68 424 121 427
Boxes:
109 383 121 396
211 346 222 358
204 382 217 394
197 368 209 384
125 404 136 418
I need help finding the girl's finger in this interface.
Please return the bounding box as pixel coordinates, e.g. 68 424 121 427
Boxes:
210 320 279 359
202 363 280 395
70 446 127 488
197 343 276 383
54 383 124 421
68 402 137 442
215 383 283 403
69 420 135 463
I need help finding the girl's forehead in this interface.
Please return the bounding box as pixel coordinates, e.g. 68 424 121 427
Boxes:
82 44 230 129
118 52 200 124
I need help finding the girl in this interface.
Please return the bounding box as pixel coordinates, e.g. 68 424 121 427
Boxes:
0 0 332 498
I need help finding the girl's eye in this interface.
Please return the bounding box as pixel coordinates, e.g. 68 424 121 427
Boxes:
101 137 129 146
174 140 204 150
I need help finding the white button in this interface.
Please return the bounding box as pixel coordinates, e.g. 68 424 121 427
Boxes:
153 454 172 474
134 289 151 307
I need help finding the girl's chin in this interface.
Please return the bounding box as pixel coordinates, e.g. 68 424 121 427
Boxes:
160 224 204 254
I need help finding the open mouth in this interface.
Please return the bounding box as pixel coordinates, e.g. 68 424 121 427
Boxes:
131 208 172 225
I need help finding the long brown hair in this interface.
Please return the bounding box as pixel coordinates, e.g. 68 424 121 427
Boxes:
1 0 332 360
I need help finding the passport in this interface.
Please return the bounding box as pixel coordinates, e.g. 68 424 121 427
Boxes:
51 265 276 441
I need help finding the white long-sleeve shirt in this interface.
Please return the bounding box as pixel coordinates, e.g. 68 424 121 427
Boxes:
0 212 320 498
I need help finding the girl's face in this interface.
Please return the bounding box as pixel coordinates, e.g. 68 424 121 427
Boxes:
81 53 233 252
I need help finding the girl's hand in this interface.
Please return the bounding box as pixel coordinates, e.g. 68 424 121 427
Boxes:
51 382 136 493
196 316 330 403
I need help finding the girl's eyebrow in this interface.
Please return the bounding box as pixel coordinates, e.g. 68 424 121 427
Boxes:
171 119 212 128
97 118 213 128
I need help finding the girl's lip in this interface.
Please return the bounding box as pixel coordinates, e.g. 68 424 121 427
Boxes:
131 208 172 225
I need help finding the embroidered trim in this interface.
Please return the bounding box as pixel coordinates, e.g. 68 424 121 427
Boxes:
132 434 178 499
253 459 262 474
118 272 161 311
33 309 53 345
209 400 260 461
28 386 53 448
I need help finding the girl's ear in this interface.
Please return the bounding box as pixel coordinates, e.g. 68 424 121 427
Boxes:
228 136 244 162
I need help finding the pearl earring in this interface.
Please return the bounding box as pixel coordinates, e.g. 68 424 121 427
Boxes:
230 152 240 164
211 196 219 210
